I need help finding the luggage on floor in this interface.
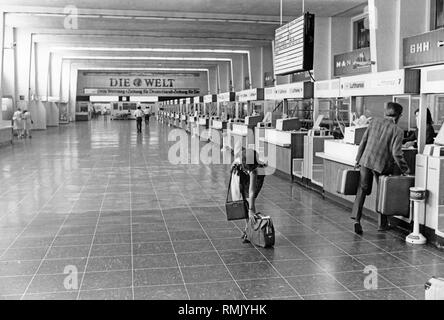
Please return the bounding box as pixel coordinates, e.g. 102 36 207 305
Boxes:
425 277 444 300
246 213 275 248
336 169 360 196
376 175 415 217
225 167 249 221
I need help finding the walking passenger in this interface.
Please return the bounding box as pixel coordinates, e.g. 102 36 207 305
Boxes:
135 106 144 133
13 108 23 138
352 102 410 235
22 110 33 138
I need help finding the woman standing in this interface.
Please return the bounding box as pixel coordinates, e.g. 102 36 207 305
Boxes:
231 148 266 243
403 108 436 148
12 108 23 138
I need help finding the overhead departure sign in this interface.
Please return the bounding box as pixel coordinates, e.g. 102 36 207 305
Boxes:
274 12 315 76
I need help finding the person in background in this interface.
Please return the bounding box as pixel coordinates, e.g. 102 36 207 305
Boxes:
144 106 151 125
12 108 23 138
134 106 144 133
231 146 266 243
352 102 410 235
403 108 436 148
22 109 33 138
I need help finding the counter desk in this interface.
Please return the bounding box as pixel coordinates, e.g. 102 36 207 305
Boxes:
210 120 227 145
230 123 256 151
259 129 306 179
0 122 13 147
197 117 210 141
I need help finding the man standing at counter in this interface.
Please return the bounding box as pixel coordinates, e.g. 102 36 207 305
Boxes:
352 102 410 235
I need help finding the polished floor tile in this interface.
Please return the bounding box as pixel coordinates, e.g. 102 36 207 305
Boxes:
287 273 349 296
0 119 443 300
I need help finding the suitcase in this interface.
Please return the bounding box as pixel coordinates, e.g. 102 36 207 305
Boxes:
376 175 415 217
225 167 249 221
246 213 275 248
425 277 444 300
336 169 360 196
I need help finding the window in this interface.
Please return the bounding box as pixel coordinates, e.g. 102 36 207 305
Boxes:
353 17 370 49
436 0 444 29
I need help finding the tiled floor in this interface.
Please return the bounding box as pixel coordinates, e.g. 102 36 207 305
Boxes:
0 118 443 300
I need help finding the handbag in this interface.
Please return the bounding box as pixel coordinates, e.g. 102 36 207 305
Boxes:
225 167 249 221
246 213 275 248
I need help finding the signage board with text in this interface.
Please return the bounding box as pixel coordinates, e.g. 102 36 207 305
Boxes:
334 47 372 77
420 65 444 94
217 92 235 102
236 88 265 102
314 79 341 98
339 69 420 97
274 12 315 76
204 94 217 103
403 28 444 67
78 71 207 97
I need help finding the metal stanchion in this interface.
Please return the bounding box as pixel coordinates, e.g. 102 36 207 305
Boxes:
406 187 427 245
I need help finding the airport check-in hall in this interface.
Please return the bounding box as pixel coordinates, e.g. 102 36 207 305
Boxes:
1 0 444 302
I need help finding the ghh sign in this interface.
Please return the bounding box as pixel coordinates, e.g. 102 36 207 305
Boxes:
403 28 444 67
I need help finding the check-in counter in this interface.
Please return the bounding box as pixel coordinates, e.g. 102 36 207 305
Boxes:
317 139 417 216
230 115 263 151
174 113 180 127
210 119 227 145
197 116 210 140
180 114 187 130
255 125 273 160
293 134 334 187
0 121 13 147
188 115 198 135
260 129 307 178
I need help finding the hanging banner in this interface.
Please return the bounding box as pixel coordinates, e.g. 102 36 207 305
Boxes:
77 71 207 97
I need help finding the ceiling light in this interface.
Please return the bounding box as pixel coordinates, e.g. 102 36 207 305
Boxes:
166 17 195 22
34 13 66 17
227 19 257 24
79 14 102 18
133 16 166 20
101 15 133 19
